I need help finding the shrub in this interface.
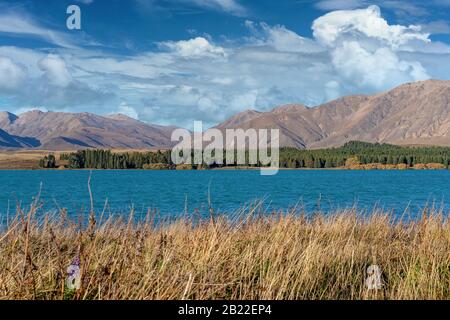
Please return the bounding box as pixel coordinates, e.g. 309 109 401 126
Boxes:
142 163 171 170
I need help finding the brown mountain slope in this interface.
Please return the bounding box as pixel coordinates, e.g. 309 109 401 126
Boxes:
0 110 177 150
216 104 323 148
217 109 262 128
217 79 450 148
1 79 449 150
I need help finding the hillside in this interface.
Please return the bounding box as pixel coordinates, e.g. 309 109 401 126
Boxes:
216 79 450 148
0 110 177 150
0 79 449 150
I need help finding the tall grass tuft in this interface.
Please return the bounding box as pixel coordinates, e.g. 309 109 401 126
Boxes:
0 202 448 300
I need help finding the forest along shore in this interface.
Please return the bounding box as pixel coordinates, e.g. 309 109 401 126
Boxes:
37 141 450 170
2 141 450 170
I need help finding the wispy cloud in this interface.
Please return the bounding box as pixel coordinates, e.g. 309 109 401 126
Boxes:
315 0 365 11
189 0 247 16
315 0 428 18
134 0 248 16
0 9 77 48
421 20 450 35
0 5 449 128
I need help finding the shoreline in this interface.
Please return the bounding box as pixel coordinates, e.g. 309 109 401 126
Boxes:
1 166 448 171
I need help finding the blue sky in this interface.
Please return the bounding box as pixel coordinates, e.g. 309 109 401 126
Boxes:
0 0 449 128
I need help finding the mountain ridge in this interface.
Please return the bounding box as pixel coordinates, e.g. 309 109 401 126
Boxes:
0 79 449 150
0 110 178 150
216 79 450 148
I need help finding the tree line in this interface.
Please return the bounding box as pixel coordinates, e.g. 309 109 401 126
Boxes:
279 141 450 168
40 141 450 169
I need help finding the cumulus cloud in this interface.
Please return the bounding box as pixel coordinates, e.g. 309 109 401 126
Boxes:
0 47 114 111
0 5 448 128
159 37 227 58
117 103 138 119
312 5 430 89
0 56 26 91
313 5 429 48
38 55 72 87
331 41 428 88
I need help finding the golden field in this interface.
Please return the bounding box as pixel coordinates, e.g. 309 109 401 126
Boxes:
0 150 61 169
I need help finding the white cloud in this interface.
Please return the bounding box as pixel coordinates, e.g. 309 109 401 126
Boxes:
0 56 26 91
0 11 76 48
312 5 431 90
0 46 113 110
38 55 72 87
72 55 170 79
313 5 429 48
117 103 138 119
325 80 340 101
245 21 324 53
380 1 428 17
134 0 247 17
190 0 247 16
315 0 365 10
14 106 48 115
331 41 428 88
315 0 427 18
0 6 449 128
421 20 450 35
159 37 227 58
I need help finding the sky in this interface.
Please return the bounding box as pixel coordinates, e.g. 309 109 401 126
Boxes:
0 0 449 128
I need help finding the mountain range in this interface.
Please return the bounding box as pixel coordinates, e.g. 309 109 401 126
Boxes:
0 79 449 150
0 110 177 150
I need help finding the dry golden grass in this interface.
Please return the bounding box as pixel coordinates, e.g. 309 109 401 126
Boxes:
0 149 163 169
0 203 448 300
0 150 53 169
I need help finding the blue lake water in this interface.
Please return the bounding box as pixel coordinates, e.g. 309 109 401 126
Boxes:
0 170 449 220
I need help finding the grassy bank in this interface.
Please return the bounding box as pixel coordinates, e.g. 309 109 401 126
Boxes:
0 205 449 300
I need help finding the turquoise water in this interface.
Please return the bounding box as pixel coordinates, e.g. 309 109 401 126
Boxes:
0 170 449 220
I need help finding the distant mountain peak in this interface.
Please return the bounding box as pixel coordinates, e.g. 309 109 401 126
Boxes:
106 113 137 121
1 79 449 150
0 110 178 150
0 111 18 126
216 109 262 128
271 104 308 114
216 79 450 148
20 109 44 115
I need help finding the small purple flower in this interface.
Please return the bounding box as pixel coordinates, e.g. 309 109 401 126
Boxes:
71 256 80 267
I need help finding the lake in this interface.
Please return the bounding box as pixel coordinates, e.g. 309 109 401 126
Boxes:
0 170 449 220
